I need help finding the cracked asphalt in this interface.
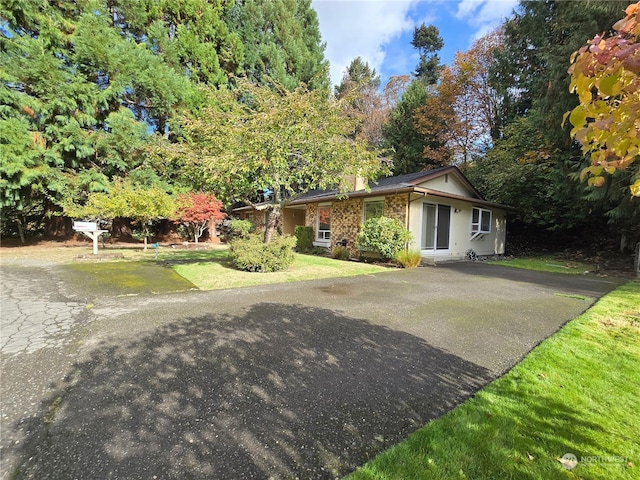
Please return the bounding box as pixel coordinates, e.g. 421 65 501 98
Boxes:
0 257 626 479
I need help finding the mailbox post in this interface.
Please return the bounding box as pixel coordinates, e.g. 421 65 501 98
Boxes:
73 221 109 255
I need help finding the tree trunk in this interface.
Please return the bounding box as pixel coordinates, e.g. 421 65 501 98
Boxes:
44 214 71 239
111 218 134 242
16 217 25 244
263 206 281 244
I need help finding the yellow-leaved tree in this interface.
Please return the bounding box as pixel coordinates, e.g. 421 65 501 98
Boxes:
567 1 640 197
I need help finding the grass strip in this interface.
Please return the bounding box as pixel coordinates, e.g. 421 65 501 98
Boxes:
489 257 596 275
172 252 389 290
345 281 640 480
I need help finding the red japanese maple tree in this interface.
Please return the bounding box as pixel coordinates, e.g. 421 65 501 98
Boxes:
175 193 225 243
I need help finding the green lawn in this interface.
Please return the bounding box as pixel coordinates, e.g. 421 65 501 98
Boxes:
345 281 640 480
171 251 390 290
489 256 596 275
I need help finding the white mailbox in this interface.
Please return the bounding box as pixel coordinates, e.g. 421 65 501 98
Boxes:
73 221 108 254
73 221 98 232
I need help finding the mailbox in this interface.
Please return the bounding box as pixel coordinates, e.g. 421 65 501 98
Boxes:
73 221 98 232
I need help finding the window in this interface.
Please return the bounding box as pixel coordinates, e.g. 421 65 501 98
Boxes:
364 200 384 222
472 207 492 233
317 205 331 241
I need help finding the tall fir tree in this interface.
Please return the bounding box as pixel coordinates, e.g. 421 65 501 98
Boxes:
225 0 329 90
384 24 445 175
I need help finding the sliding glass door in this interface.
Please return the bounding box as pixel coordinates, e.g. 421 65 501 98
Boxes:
421 203 451 251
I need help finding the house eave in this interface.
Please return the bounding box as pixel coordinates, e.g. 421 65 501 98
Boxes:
288 185 514 212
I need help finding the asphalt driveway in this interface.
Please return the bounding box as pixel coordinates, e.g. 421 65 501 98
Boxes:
0 261 625 479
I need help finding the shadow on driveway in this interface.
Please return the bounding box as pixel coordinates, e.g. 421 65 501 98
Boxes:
16 303 491 480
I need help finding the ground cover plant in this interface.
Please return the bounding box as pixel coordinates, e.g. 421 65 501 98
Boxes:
345 280 640 480
62 262 198 296
489 256 597 275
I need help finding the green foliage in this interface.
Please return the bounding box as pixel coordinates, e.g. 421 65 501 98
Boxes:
1 0 331 239
411 23 444 84
383 80 434 175
229 233 296 272
294 225 314 252
463 118 592 231
357 216 413 260
567 2 640 197
395 249 422 268
334 57 381 98
170 79 386 243
228 219 254 239
492 0 627 144
63 178 176 246
224 0 329 90
331 246 350 261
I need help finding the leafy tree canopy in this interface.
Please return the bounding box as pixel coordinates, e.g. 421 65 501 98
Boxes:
165 79 386 242
567 1 640 197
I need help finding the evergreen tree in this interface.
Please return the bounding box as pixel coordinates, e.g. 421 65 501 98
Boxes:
491 0 629 144
383 81 432 175
384 24 445 175
481 0 639 249
334 57 386 148
411 23 444 85
225 0 329 90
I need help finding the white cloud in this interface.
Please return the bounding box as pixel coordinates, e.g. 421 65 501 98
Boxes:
312 0 420 87
312 1 519 88
455 0 518 39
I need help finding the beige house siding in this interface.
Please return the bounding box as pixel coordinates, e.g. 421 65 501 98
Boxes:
407 197 506 262
281 208 305 235
416 174 473 197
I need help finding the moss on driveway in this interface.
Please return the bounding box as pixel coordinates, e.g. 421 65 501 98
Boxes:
61 262 197 296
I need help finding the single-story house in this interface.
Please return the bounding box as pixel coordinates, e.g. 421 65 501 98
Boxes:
236 166 510 263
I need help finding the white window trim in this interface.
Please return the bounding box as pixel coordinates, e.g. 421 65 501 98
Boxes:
420 202 452 254
471 207 492 236
314 203 332 247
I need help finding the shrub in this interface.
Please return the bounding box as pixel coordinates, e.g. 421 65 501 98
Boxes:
228 219 254 239
395 249 422 268
332 246 350 260
229 233 296 272
357 216 413 260
294 225 314 252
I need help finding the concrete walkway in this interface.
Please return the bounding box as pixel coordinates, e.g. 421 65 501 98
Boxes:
0 262 624 479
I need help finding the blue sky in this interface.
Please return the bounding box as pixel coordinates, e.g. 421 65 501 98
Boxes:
312 0 520 88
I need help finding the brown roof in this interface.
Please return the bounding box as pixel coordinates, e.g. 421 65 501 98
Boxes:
288 166 513 211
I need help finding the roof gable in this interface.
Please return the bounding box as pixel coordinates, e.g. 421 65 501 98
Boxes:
366 166 484 200
287 166 502 207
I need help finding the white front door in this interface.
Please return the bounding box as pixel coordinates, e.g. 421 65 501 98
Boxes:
421 203 451 252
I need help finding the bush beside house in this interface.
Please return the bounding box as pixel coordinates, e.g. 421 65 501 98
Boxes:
357 216 413 260
229 234 296 272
